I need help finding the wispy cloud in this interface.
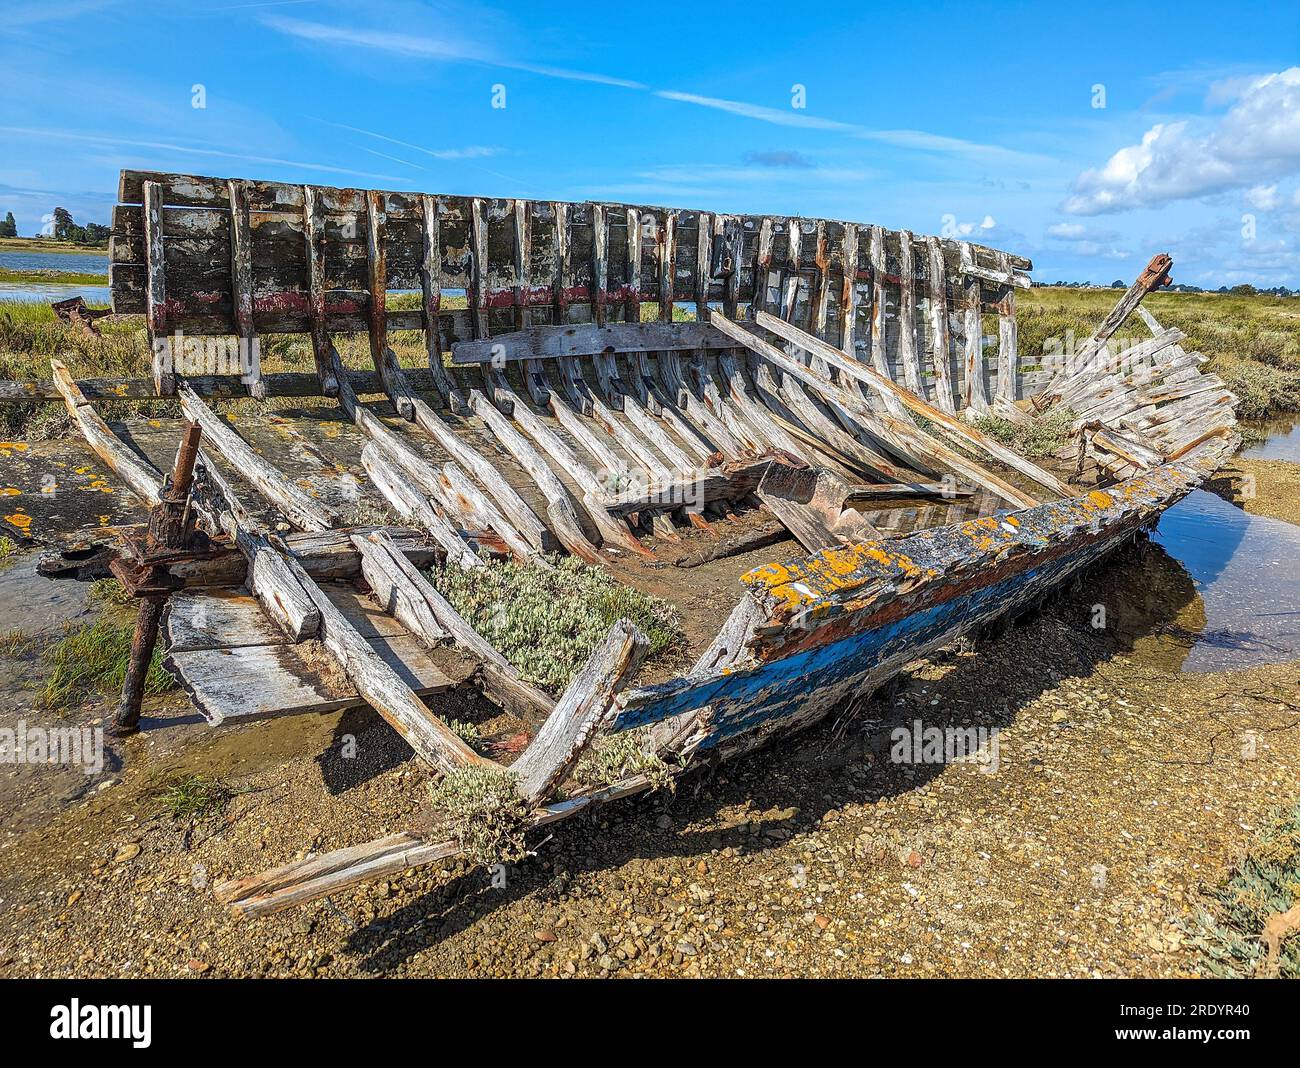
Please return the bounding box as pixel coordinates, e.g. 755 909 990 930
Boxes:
265 16 645 88
315 119 500 162
0 126 406 183
653 90 856 131
5 0 117 28
266 15 1031 162
744 150 814 168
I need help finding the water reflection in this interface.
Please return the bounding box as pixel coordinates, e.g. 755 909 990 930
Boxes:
1242 418 1300 463
1150 488 1300 672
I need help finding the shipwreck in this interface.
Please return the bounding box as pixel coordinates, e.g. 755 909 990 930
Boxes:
7 171 1239 917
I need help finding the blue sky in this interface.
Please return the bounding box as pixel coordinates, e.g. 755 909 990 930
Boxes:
3 0 1299 286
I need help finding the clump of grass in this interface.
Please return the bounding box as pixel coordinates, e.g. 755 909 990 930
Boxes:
1181 802 1300 978
973 406 1077 458
574 728 673 792
40 609 174 711
427 765 530 866
88 577 132 608
153 774 242 821
428 555 683 693
0 629 31 655
0 535 17 572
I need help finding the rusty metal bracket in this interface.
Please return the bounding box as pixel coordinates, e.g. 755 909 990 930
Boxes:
111 422 205 735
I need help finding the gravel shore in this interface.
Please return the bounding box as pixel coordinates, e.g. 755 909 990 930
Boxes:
3 537 1299 977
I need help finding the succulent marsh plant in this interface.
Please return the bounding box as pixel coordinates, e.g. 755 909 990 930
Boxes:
428 555 683 694
427 765 531 867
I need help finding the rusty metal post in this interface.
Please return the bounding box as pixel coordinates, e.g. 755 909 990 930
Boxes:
110 423 202 735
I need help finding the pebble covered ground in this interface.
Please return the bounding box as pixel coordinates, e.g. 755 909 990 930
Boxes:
2 474 1299 978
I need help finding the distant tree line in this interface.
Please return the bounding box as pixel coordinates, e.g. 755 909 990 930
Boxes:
1031 279 1295 297
0 212 16 238
47 207 109 245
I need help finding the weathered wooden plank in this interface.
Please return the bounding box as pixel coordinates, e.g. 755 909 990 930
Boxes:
354 529 554 719
896 230 924 398
143 180 175 397
302 186 340 396
511 619 650 801
600 457 772 518
176 383 335 533
227 179 266 400
359 441 483 570
275 546 493 773
994 250 1019 403
711 317 1041 508
959 245 989 413
752 312 1075 500
419 193 468 413
924 236 957 414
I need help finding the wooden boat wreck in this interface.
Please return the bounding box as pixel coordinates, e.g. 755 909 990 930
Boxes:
19 170 1240 917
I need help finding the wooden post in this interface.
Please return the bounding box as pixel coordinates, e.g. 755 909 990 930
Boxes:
112 423 202 734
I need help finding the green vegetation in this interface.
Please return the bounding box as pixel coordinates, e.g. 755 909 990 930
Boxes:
0 235 108 253
153 774 243 821
0 268 108 286
0 629 31 656
1021 288 1300 421
427 765 531 866
0 213 16 239
0 534 17 571
39 584 175 711
446 719 482 746
973 405 1077 459
1182 802 1300 978
429 555 683 694
574 728 673 791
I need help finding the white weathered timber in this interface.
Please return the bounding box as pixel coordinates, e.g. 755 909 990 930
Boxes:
177 383 335 533
711 317 1041 509
925 236 957 414
142 180 175 397
419 193 469 413
510 619 650 801
276 543 493 773
51 360 163 508
359 442 482 570
752 311 1077 500
463 389 603 563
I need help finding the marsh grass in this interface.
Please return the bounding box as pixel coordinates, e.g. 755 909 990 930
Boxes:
153 774 244 821
1181 802 1300 978
0 628 31 656
428 555 683 694
39 587 175 711
0 268 108 286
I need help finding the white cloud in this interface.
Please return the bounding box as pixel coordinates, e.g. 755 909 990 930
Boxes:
1245 184 1279 211
1063 68 1300 214
1048 222 1086 238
